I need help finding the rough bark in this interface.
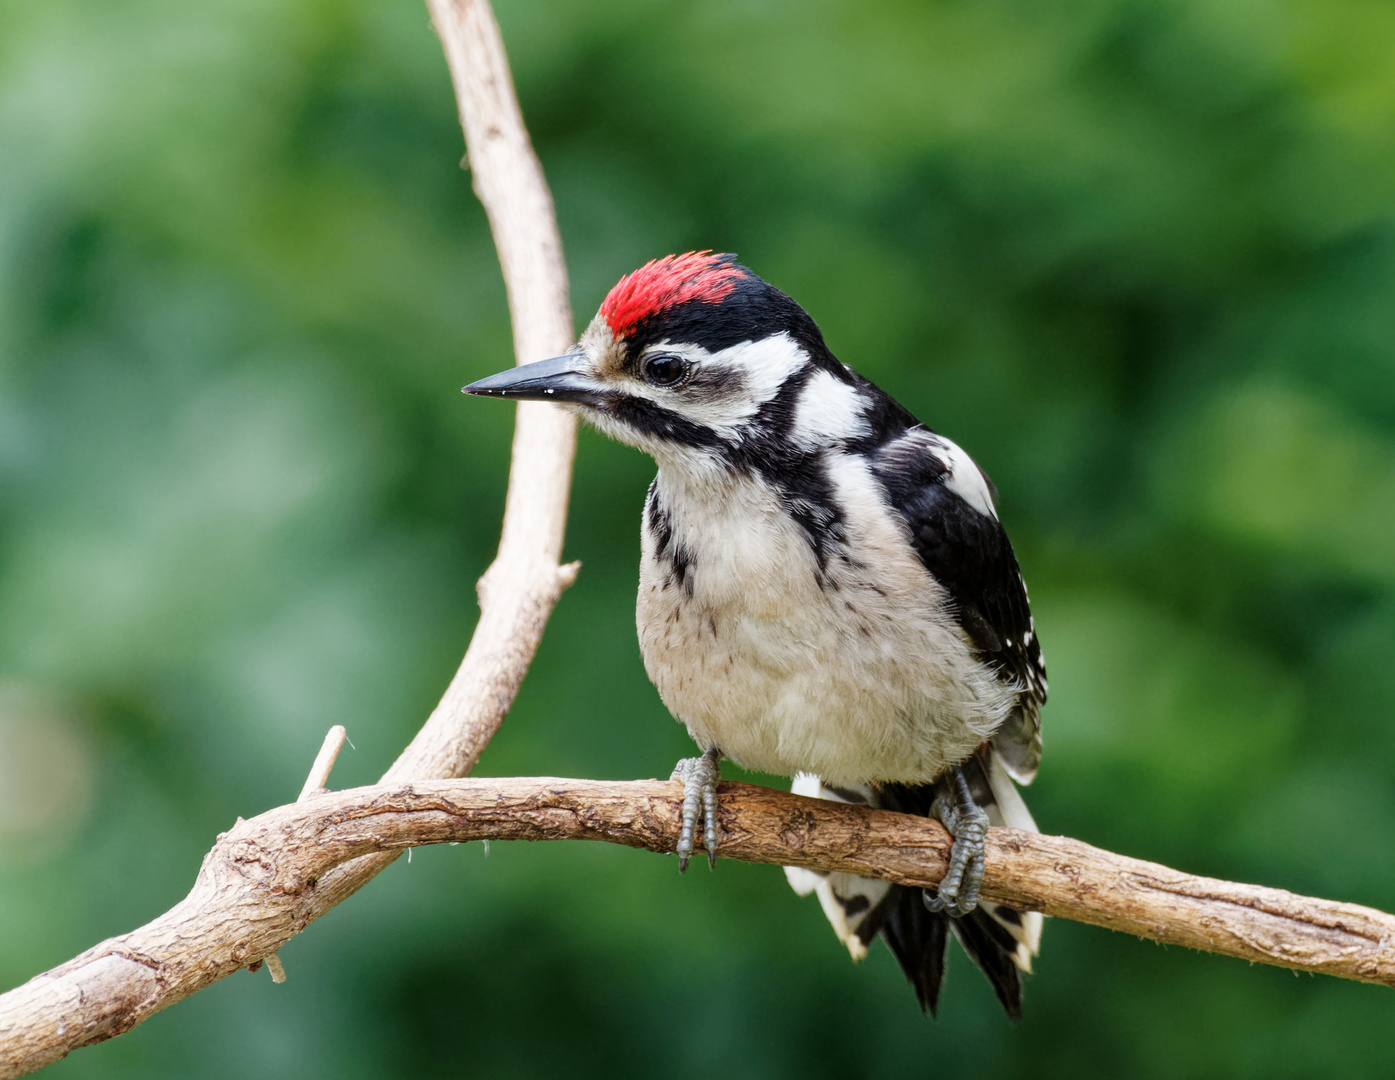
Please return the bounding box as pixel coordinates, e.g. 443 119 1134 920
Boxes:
4 776 1392 1080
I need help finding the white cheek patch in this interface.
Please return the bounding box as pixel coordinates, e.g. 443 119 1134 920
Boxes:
928 435 998 519
790 369 870 450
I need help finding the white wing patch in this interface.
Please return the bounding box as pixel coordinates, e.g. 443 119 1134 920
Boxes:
928 435 998 519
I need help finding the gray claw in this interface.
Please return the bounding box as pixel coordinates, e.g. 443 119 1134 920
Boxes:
670 747 721 870
924 768 990 918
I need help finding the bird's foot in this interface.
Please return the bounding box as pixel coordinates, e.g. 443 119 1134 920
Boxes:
670 747 721 871
924 766 989 918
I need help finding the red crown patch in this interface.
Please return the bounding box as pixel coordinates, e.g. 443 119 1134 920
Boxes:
600 252 745 339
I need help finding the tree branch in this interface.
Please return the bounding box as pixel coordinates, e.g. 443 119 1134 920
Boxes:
0 0 579 1074
275 0 580 923
4 775 1393 1079
6 0 1393 1075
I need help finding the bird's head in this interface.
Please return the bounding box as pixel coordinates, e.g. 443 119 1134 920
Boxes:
463 253 874 471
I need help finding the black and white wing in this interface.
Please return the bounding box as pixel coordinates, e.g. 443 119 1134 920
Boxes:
869 427 1047 782
785 407 1048 1016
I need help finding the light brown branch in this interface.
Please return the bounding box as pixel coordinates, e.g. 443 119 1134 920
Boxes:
7 0 1389 1074
296 724 347 801
0 0 578 1074
389 0 577 789
286 0 579 919
3 778 1392 1079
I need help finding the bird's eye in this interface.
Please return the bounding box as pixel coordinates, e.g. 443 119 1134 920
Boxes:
642 354 688 387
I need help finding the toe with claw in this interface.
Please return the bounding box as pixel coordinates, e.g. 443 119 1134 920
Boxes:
670 747 722 871
924 765 990 918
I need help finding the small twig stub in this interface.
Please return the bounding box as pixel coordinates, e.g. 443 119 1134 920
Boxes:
298 726 348 802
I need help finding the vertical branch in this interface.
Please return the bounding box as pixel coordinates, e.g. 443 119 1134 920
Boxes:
302 0 579 916
391 0 578 782
0 4 580 1070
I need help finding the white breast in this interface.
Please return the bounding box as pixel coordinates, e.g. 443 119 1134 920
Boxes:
637 456 1016 787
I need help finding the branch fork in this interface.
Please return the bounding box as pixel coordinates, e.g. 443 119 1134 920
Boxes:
1 1 1392 1078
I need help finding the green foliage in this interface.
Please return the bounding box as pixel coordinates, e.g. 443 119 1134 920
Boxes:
2 0 1393 1074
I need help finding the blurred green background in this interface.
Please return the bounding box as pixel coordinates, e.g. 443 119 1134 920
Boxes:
2 0 1394 1075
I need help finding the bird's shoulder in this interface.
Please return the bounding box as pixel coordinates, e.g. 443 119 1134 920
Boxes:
856 400 1047 776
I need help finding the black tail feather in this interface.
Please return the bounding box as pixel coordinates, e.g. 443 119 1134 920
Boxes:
950 907 1024 1020
874 885 951 1015
877 759 1027 1019
786 752 1040 1019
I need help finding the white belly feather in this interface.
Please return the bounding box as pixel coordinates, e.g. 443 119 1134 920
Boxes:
637 456 1016 787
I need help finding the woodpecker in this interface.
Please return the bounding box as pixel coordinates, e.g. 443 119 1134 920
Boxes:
464 252 1046 1017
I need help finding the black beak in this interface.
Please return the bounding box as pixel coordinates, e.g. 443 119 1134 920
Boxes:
462 352 601 404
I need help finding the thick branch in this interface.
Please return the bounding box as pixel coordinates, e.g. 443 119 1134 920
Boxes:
3 778 1392 1078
